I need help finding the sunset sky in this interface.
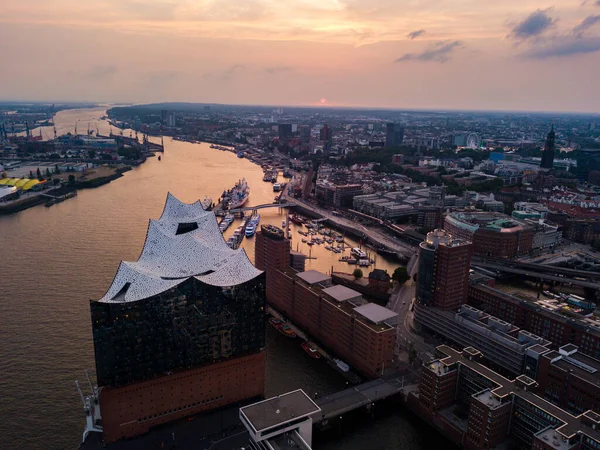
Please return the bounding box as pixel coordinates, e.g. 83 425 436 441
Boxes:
1 0 600 112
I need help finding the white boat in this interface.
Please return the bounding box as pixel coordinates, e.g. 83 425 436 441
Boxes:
245 225 256 237
249 214 260 227
351 247 367 259
334 358 350 372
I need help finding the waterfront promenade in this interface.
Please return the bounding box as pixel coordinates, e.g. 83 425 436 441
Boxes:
281 186 416 260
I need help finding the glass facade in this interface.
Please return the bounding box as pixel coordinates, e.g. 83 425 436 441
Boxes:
511 396 562 448
416 245 436 305
91 274 266 387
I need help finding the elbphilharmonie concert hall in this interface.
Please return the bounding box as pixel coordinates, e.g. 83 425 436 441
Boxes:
90 193 266 443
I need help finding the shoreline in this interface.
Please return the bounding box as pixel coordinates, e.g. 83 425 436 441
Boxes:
0 165 132 215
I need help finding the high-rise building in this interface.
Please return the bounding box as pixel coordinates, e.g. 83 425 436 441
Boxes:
416 229 473 311
385 123 404 147
541 126 556 169
255 224 291 305
278 123 293 145
444 211 534 259
319 124 332 143
166 112 176 128
298 125 311 144
90 193 266 443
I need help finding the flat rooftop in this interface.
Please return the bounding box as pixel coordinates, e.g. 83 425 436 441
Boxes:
322 285 362 303
240 390 321 433
534 428 574 450
436 345 600 441
353 303 398 325
544 349 600 386
473 390 502 409
296 270 331 286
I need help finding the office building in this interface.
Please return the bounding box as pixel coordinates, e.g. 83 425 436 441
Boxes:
416 229 473 311
255 224 292 305
541 126 556 169
414 303 551 376
467 283 600 361
319 124 332 143
240 390 321 450
315 181 363 208
255 227 397 379
166 112 176 128
278 123 293 145
90 193 266 442
536 344 600 416
444 211 534 258
385 123 404 147
412 345 600 450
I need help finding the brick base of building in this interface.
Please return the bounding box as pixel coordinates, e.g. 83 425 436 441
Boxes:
99 351 265 443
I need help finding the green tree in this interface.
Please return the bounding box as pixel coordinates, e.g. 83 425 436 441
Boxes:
36 168 42 180
68 174 76 185
88 150 96 159
54 164 60 174
392 266 410 285
353 268 363 279
408 342 417 365
45 168 51 177
29 170 34 178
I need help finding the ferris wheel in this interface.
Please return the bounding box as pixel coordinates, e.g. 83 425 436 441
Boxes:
466 133 482 149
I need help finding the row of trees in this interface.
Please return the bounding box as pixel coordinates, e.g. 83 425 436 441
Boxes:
352 266 411 285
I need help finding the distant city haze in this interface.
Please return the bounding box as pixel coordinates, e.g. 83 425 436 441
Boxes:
1 0 600 112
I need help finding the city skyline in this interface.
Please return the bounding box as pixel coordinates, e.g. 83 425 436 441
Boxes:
2 0 600 112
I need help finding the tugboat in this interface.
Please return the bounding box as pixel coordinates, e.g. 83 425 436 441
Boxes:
268 317 296 338
279 324 296 338
301 342 321 359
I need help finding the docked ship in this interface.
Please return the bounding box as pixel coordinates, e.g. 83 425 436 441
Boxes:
222 179 249 210
245 214 261 238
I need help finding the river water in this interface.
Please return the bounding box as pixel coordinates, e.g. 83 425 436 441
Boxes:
0 108 449 450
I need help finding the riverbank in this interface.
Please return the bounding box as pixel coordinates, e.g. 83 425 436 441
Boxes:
0 165 131 215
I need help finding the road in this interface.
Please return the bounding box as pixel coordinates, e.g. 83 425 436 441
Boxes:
282 182 416 259
386 254 434 359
